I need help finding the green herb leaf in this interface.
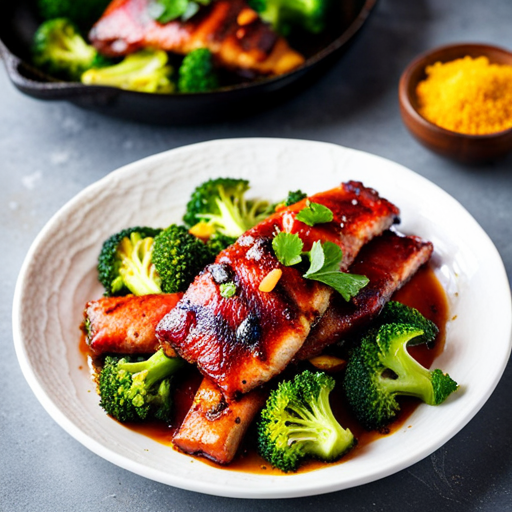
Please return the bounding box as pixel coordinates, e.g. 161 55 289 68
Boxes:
220 282 237 298
272 232 304 266
304 241 369 301
149 0 210 23
296 201 333 227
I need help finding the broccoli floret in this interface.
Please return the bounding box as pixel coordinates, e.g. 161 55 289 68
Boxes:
344 323 458 431
257 370 355 472
97 227 163 297
98 349 185 423
259 0 329 35
177 48 219 93
81 50 175 93
377 301 439 347
32 18 100 81
38 0 110 28
183 178 271 238
285 189 308 206
152 224 214 293
206 232 237 256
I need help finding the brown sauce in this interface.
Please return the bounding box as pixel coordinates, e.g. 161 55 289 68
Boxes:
82 263 449 475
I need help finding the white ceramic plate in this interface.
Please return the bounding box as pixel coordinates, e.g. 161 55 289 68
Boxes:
13 138 512 499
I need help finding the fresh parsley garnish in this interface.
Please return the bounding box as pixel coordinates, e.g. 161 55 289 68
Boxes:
304 241 369 301
296 201 333 226
272 232 369 301
272 232 304 266
220 282 237 298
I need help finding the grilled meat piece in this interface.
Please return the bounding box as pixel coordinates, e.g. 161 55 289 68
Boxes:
172 377 267 464
295 230 434 360
83 293 182 355
157 182 400 398
171 231 433 463
89 0 305 75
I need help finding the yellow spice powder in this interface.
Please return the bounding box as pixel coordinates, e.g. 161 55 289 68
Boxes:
416 56 512 135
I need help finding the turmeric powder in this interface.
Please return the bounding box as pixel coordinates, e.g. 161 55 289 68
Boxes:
416 56 512 135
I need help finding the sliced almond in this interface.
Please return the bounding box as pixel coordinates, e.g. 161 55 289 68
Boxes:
259 268 283 292
308 355 347 373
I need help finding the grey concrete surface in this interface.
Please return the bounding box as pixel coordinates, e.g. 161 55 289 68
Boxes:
1 0 512 510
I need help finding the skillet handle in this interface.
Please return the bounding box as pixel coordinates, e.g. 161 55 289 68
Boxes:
0 39 116 101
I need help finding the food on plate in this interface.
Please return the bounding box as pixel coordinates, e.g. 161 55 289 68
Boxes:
151 224 223 293
416 56 512 135
173 377 268 464
98 348 186 422
83 293 182 355
182 177 273 238
257 370 356 473
32 0 335 92
172 231 434 465
97 226 163 296
81 177 459 473
296 230 434 360
97 223 231 298
344 321 458 431
156 181 399 398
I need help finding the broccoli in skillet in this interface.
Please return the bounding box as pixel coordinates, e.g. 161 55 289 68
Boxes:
152 224 215 293
149 0 213 23
183 178 272 238
178 48 219 93
257 370 355 472
344 322 458 431
38 0 111 29
257 0 329 35
97 227 163 297
32 19 105 81
99 349 186 423
81 50 175 93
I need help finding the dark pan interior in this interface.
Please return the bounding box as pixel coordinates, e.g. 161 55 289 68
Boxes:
0 0 376 124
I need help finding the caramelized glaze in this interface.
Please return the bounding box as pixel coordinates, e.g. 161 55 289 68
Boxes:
121 263 448 474
156 182 400 399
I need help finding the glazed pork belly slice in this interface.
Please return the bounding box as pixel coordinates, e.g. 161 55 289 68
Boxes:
89 0 305 76
156 181 400 399
295 230 434 360
172 231 433 464
173 377 267 464
83 293 182 355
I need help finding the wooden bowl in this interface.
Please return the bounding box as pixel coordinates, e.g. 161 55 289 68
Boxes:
399 43 512 162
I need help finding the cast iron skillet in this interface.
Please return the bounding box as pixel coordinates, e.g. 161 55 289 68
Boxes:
0 0 377 124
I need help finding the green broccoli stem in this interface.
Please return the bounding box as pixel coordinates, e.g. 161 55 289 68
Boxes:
212 191 249 236
118 349 185 388
378 330 435 405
